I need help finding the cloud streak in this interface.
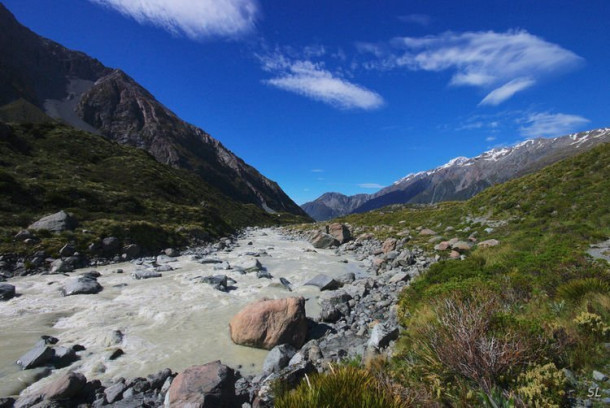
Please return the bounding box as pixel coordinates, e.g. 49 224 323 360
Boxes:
89 0 259 39
360 30 582 105
259 52 384 110
479 77 535 106
358 183 384 189
519 112 589 138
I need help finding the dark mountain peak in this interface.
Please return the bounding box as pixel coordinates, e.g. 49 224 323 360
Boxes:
0 3 111 107
0 3 308 219
301 191 371 221
0 2 16 21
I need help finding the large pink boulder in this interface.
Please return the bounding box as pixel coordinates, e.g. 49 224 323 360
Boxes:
229 297 308 350
327 223 351 244
167 361 238 407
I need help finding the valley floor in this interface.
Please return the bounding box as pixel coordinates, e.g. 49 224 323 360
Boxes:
0 228 369 398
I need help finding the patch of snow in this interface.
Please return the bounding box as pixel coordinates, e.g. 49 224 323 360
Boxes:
439 156 469 169
393 171 425 185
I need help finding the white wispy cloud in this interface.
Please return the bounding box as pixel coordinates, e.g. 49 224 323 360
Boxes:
358 183 384 189
485 136 497 142
359 30 582 105
89 0 259 39
479 77 536 106
311 169 324 173
519 112 589 138
259 52 384 110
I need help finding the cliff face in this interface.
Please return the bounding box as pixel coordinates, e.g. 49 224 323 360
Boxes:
0 3 308 218
74 69 305 214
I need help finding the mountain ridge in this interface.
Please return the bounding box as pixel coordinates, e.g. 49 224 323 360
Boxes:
0 2 309 219
302 127 610 220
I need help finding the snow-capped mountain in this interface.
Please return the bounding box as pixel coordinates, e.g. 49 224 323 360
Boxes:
302 128 610 220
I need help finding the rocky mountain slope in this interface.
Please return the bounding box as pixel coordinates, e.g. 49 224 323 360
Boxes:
0 121 308 274
0 3 308 218
302 127 610 220
300 192 370 222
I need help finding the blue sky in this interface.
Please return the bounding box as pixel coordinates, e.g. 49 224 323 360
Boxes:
4 0 609 204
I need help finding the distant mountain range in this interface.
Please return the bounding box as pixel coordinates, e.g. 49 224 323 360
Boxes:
302 128 610 220
0 3 309 219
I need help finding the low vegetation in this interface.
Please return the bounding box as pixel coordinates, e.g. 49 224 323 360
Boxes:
293 143 610 406
274 363 411 408
0 121 309 259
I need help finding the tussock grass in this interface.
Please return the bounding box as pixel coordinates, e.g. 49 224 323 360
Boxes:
274 365 411 408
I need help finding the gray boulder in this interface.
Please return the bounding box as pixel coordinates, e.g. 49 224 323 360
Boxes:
238 258 262 272
262 344 297 375
304 274 340 291
16 345 55 370
310 231 339 249
0 283 15 301
337 272 355 285
102 237 121 255
200 275 229 291
52 346 77 367
213 261 231 271
478 239 500 248
388 272 409 284
155 264 174 272
28 211 78 232
368 323 399 349
58 244 75 257
256 270 272 279
61 276 103 296
394 249 415 267
14 230 33 240
122 244 141 260
319 290 352 323
593 370 608 382
131 270 162 280
50 259 74 274
104 381 127 404
164 248 180 257
199 258 223 264
167 361 238 407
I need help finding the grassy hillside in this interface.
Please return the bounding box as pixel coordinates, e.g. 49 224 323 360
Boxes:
0 121 309 259
292 143 610 406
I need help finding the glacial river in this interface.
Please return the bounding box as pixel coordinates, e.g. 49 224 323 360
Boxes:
0 228 368 397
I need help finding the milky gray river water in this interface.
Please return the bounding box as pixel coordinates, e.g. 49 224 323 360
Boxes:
0 228 368 398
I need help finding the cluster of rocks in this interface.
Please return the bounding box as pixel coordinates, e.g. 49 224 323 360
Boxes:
185 236 293 293
197 224 431 407
4 366 176 408
2 225 427 407
1 211 185 278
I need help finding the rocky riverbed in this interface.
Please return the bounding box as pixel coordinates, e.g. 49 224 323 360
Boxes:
0 225 434 407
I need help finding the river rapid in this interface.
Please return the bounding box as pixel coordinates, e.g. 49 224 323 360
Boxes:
0 228 369 398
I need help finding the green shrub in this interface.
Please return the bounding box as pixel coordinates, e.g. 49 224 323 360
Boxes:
274 365 408 408
573 311 610 338
515 363 567 407
557 278 610 303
